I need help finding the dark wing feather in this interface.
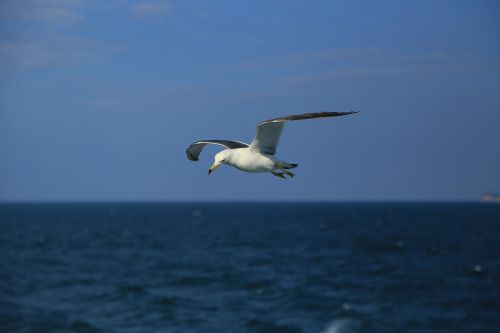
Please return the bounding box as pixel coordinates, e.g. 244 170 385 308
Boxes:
186 140 249 161
250 111 359 155
258 111 359 125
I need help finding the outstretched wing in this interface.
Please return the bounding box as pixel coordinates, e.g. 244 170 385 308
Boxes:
186 140 249 161
250 111 359 155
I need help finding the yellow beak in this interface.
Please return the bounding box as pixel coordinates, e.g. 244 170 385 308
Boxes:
208 162 221 175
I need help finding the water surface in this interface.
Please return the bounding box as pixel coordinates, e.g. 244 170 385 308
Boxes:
1 203 499 332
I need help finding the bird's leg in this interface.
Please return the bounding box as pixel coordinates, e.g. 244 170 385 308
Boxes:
271 171 286 178
274 164 295 178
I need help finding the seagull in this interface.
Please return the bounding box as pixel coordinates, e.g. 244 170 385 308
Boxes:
186 111 358 178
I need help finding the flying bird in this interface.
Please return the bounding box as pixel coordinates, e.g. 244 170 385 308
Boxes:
186 111 358 178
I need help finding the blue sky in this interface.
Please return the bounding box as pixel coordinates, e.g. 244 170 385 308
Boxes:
1 0 499 201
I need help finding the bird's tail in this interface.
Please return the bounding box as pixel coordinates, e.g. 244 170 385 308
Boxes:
282 162 298 169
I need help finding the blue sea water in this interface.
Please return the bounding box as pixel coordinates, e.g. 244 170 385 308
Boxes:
1 202 499 333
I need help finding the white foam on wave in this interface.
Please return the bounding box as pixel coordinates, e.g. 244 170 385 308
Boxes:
321 318 363 333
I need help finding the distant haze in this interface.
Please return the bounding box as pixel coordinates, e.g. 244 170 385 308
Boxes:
1 1 499 201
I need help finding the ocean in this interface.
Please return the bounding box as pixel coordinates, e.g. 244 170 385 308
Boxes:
1 203 499 333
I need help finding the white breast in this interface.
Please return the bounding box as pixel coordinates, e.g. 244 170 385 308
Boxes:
227 148 275 173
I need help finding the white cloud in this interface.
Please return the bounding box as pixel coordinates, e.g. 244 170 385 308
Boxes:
130 2 172 18
0 36 127 69
0 1 138 70
0 39 90 68
0 41 42 67
29 7 82 22
0 0 82 24
223 48 381 71
219 48 492 99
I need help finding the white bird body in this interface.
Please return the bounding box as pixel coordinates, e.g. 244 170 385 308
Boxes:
217 148 278 173
186 111 358 178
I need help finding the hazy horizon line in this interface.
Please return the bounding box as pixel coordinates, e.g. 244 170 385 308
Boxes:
0 199 491 205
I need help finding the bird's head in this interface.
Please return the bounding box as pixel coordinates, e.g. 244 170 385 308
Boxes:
208 150 230 175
